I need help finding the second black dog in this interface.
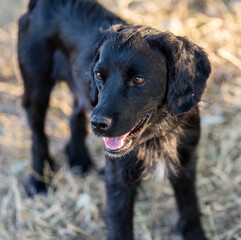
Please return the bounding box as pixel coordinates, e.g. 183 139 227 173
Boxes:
18 0 211 239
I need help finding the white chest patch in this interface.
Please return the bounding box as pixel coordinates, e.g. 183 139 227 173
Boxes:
152 159 166 181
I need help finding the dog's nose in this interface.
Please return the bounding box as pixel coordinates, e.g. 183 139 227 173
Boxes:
91 115 112 134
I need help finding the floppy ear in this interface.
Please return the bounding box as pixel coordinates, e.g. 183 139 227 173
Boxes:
146 32 211 115
88 49 99 107
89 76 99 107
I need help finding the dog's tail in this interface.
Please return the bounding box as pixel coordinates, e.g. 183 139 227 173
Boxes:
28 0 39 11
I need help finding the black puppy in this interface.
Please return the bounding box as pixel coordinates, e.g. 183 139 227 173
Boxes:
18 0 211 239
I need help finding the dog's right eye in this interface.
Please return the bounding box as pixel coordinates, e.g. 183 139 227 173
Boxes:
95 72 103 81
133 76 145 85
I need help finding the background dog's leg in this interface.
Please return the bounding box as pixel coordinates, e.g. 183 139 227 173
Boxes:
66 99 92 174
105 154 142 240
19 31 56 195
23 81 55 196
168 150 207 240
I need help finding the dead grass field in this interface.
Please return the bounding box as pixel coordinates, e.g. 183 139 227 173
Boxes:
0 0 241 239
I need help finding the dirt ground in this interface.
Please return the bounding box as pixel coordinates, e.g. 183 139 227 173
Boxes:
0 0 241 240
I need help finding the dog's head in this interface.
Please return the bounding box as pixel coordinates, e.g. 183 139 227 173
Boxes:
89 25 211 157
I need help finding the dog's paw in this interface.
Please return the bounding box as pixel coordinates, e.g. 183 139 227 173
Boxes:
99 167 105 176
26 176 47 197
69 165 88 176
65 143 92 174
182 231 208 240
177 218 208 240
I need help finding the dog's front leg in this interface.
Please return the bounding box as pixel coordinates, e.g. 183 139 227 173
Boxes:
105 153 142 240
168 149 207 240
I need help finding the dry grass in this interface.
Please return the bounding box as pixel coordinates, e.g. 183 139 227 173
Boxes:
0 0 241 239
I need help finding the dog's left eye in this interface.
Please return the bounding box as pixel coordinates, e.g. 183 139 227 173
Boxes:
95 72 103 81
133 76 145 85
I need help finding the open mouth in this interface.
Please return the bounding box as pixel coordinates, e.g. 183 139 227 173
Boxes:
103 111 152 154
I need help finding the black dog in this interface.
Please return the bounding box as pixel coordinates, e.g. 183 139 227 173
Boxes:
18 0 211 239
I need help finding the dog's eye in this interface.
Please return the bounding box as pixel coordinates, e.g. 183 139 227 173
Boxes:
133 76 145 85
95 72 103 81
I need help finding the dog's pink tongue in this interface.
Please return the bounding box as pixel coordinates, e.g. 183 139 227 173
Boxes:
103 133 129 150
